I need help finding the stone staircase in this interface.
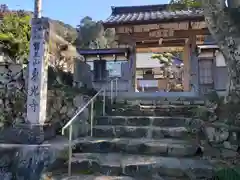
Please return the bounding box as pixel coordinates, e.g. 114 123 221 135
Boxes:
50 98 217 180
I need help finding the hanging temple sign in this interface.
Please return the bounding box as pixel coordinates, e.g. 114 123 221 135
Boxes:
115 21 207 38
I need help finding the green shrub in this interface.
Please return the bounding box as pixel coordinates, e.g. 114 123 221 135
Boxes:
213 167 240 180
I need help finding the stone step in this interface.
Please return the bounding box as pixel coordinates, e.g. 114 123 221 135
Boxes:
109 108 195 117
54 175 136 180
52 174 194 180
68 153 214 178
95 116 191 127
116 96 204 106
140 105 200 111
92 125 196 139
111 102 198 108
73 137 202 157
52 174 193 180
139 100 204 106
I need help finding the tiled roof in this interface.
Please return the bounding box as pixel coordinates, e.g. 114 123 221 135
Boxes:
104 4 204 25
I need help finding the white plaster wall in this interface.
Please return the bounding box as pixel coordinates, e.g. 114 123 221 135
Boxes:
136 53 162 68
138 80 158 87
215 51 226 67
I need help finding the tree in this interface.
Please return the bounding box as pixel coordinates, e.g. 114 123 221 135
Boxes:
170 0 240 104
50 19 78 44
48 43 75 86
76 16 116 49
169 0 201 9
151 53 184 92
0 12 31 64
0 5 78 64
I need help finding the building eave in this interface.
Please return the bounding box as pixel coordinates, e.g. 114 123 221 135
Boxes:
103 4 204 29
198 44 219 50
103 16 204 28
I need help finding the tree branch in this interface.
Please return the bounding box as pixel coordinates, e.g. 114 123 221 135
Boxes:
200 0 240 102
202 0 226 9
199 0 238 47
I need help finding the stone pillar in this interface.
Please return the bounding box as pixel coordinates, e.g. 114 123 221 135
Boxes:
26 18 49 125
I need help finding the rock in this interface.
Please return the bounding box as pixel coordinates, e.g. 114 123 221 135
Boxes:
0 170 12 180
21 113 27 120
216 128 229 143
13 117 25 125
60 106 67 114
67 107 76 118
52 97 63 110
230 132 238 141
73 95 85 108
223 141 239 151
186 118 204 130
209 114 217 122
223 141 232 149
205 127 215 142
204 127 229 143
221 149 238 158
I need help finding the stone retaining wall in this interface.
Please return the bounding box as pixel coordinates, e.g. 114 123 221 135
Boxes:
0 63 90 144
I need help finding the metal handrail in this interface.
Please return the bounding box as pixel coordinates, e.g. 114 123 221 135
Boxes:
61 77 118 176
61 88 103 135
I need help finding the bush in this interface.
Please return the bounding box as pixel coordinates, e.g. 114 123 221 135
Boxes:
48 66 73 87
213 167 240 180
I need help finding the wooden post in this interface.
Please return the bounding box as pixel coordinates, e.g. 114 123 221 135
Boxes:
26 0 49 124
189 34 198 92
183 34 196 92
129 42 137 92
183 39 191 91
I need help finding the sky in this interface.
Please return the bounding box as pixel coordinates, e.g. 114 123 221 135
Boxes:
1 0 169 27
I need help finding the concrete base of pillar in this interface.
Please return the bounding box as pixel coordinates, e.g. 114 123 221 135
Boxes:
0 123 56 144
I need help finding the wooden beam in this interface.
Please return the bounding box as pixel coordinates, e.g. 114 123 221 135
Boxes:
135 38 186 48
116 29 209 43
136 47 184 53
136 42 185 48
